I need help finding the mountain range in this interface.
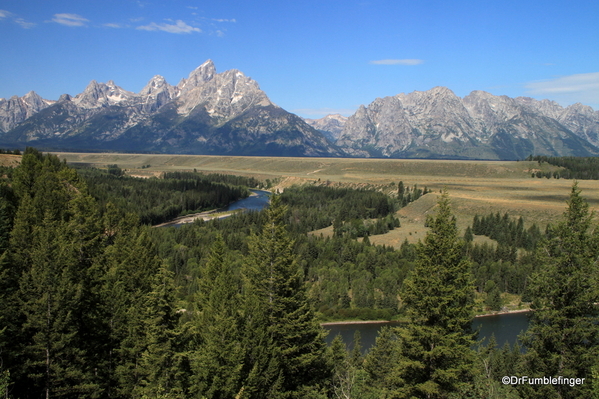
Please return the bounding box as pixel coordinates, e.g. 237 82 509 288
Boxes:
2 60 598 160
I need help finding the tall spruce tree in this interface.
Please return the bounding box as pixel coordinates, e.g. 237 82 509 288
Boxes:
389 191 476 398
240 195 330 398
7 151 106 398
363 326 397 394
102 227 164 398
520 183 599 399
190 234 244 399
135 265 184 399
329 334 369 399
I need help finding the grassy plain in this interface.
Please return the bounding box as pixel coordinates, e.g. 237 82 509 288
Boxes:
52 152 599 248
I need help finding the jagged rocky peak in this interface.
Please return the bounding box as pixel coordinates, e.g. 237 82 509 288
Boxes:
177 59 217 92
106 80 134 101
325 113 348 121
0 91 54 133
397 86 460 107
567 102 595 113
139 75 177 112
394 87 473 142
304 114 349 141
22 91 46 109
73 80 106 107
305 113 349 127
463 90 522 121
140 75 170 96
175 60 273 118
514 96 565 119
393 86 469 124
73 79 134 108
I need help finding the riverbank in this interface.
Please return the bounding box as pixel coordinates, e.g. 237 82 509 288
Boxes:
320 319 401 326
152 208 243 227
320 307 533 326
152 189 271 227
474 308 532 318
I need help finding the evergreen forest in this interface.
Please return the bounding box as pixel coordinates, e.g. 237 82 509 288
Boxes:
527 155 599 180
1 148 598 398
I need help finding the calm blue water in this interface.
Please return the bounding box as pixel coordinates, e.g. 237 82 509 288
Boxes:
323 311 530 353
162 189 271 227
219 189 271 212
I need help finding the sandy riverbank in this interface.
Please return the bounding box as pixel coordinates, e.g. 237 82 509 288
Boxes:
320 308 533 326
152 209 241 227
474 308 532 318
320 320 400 326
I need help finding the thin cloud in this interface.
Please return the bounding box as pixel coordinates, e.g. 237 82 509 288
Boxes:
103 23 126 29
525 72 599 107
213 18 236 23
137 19 201 34
52 13 89 27
369 59 424 65
15 18 35 29
0 10 35 28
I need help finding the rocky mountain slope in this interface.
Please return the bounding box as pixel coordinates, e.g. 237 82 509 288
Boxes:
304 114 347 142
0 60 340 157
2 63 599 160
333 87 599 160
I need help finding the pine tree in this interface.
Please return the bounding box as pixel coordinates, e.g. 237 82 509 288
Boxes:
363 326 397 394
398 181 405 200
521 182 599 399
19 215 99 398
190 234 244 398
102 227 163 398
135 265 185 399
329 334 370 399
8 153 105 398
389 191 476 398
240 195 331 398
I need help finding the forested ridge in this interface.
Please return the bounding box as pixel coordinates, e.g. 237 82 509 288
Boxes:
527 155 599 180
75 167 258 225
1 148 598 398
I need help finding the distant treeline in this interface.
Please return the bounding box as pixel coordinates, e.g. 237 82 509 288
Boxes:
76 166 255 225
470 212 542 250
397 181 430 206
0 148 21 155
279 185 398 235
527 155 599 179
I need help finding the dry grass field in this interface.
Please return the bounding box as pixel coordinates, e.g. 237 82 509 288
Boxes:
0 154 22 168
51 152 599 248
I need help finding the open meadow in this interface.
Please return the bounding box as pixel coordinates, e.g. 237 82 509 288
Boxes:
52 152 599 248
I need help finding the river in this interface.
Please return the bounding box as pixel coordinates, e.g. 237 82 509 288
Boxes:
164 189 530 352
161 189 272 227
219 189 272 213
323 311 531 353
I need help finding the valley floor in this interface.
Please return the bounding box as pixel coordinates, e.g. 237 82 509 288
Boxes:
50 152 599 245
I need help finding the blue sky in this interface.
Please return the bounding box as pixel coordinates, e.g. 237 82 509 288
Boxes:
1 0 598 118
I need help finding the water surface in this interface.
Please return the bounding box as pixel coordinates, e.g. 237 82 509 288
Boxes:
323 311 531 353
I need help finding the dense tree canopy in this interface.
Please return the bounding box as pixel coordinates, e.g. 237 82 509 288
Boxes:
389 191 476 398
1 149 598 399
520 183 599 399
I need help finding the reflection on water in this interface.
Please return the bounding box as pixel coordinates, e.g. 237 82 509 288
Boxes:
219 189 271 212
164 189 271 227
323 311 531 353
